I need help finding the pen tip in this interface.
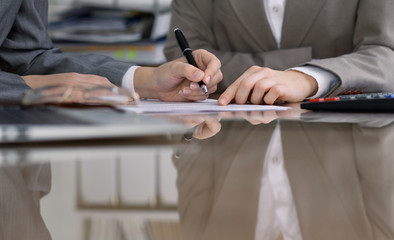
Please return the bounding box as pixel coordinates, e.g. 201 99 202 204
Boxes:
174 28 180 32
202 85 208 95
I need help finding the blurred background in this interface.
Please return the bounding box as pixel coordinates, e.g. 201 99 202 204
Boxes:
47 0 173 66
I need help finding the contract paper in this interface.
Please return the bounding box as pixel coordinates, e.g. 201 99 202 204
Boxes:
119 99 290 114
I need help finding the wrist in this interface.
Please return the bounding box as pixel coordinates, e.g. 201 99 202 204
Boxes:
134 67 158 99
288 70 318 97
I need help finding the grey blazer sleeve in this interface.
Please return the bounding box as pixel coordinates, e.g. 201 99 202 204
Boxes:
0 72 30 104
0 0 133 102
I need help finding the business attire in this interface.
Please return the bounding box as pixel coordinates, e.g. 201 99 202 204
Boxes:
164 0 394 96
0 0 133 103
0 163 52 240
173 121 275 240
173 120 394 240
281 121 394 240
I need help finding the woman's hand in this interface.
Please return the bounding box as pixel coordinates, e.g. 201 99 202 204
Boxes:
218 66 318 105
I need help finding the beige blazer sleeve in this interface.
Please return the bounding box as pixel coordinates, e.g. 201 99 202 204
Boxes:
164 0 394 96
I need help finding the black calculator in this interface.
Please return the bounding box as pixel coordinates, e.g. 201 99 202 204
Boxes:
301 93 394 112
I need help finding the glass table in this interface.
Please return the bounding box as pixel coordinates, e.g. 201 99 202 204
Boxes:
1 105 393 240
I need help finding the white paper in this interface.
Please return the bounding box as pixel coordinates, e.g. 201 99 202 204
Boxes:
119 99 291 114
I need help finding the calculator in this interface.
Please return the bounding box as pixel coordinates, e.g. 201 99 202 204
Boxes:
300 93 394 112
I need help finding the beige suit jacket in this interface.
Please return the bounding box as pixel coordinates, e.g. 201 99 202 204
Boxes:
164 0 394 96
174 120 394 239
0 164 51 239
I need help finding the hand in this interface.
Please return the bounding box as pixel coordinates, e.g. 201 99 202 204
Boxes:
190 116 222 140
219 103 304 125
21 73 121 104
22 72 115 89
165 115 222 140
134 49 223 101
218 66 318 105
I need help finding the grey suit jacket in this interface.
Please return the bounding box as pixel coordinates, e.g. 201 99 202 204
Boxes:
0 0 132 103
164 0 394 96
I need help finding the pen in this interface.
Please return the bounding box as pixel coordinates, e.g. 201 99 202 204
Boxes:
174 28 208 95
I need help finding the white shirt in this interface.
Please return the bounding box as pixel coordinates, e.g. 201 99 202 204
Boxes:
255 3 321 240
121 65 139 93
255 122 303 240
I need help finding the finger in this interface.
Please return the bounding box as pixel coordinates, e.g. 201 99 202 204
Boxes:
260 111 279 124
234 72 264 104
182 116 206 128
179 86 208 99
207 85 217 95
184 84 216 96
171 61 205 83
207 70 223 88
69 73 114 87
217 67 262 105
249 80 275 104
218 83 238 105
193 116 222 140
181 94 209 101
193 50 222 85
244 111 265 125
263 85 286 105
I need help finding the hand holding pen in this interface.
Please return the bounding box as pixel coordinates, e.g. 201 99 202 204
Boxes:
134 29 222 102
174 28 210 95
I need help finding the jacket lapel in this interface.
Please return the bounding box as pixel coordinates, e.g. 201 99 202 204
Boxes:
281 0 328 48
229 0 278 50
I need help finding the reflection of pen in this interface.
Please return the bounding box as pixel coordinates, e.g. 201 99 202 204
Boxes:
174 28 208 95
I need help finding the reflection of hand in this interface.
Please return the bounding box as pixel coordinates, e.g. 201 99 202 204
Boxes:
22 72 115 89
192 116 222 140
218 103 303 125
135 49 223 101
218 66 317 105
182 115 222 140
21 73 118 104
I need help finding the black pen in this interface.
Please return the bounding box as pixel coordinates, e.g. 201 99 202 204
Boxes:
174 28 208 95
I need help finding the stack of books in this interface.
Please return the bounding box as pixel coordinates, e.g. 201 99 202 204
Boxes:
49 5 170 65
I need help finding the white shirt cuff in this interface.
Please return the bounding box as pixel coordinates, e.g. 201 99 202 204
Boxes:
121 66 140 93
291 66 340 99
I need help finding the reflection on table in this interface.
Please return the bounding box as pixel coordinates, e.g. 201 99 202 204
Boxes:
174 118 394 240
1 110 394 240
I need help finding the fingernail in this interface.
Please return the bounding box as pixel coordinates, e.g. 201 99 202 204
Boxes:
190 82 200 90
193 70 204 79
205 76 211 84
218 97 227 105
183 89 192 95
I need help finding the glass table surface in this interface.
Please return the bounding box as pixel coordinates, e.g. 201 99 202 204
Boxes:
1 105 393 240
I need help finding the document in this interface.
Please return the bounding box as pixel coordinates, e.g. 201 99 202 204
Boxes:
119 99 290 114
